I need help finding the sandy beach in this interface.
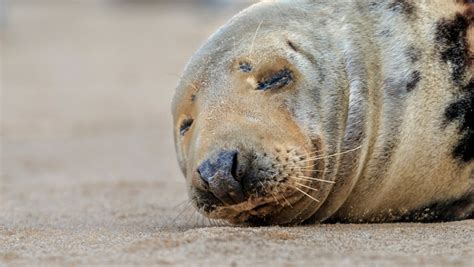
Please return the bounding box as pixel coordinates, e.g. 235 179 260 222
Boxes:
1 1 473 265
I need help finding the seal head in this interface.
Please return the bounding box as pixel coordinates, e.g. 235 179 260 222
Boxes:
172 2 350 225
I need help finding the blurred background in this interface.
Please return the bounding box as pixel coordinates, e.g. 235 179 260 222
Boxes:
1 0 254 233
2 2 473 265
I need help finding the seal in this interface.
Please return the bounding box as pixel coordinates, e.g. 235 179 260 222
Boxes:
172 0 474 225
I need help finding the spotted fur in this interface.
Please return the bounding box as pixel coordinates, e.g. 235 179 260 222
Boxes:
388 0 415 16
239 62 253 73
406 70 421 92
172 0 474 225
445 81 474 162
435 2 474 162
435 13 471 86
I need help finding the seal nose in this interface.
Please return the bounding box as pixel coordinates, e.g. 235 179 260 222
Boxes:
197 150 245 205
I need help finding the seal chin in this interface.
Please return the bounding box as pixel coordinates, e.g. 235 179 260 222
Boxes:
199 191 300 225
198 186 320 225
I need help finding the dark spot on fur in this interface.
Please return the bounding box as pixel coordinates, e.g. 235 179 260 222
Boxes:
368 1 382 10
287 40 298 52
325 194 473 223
457 0 474 5
388 0 415 15
463 2 474 19
384 77 406 97
406 45 421 63
239 62 253 73
397 195 473 222
444 80 474 162
191 94 196 102
406 71 421 92
257 68 294 91
378 29 392 37
435 13 470 86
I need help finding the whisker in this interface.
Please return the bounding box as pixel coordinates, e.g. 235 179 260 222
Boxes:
206 217 214 227
293 186 320 203
249 20 264 58
271 193 281 205
182 207 193 227
296 175 335 183
306 149 324 156
213 219 222 227
281 193 293 208
274 161 326 169
198 210 205 227
294 182 319 192
290 162 322 170
189 208 200 227
232 36 237 59
271 149 323 164
184 202 200 227
275 187 293 208
195 210 203 227
273 161 324 168
284 147 299 155
215 219 224 227
172 201 187 213
299 146 362 162
292 170 327 173
290 176 336 184
201 214 208 227
170 200 193 226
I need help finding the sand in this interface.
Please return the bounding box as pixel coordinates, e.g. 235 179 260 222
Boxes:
1 1 473 266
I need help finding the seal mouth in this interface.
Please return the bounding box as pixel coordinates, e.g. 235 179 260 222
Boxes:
191 143 326 225
202 190 302 225
227 190 310 225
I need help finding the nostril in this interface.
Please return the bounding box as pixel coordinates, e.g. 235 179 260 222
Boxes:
196 150 247 205
197 150 239 183
215 150 238 173
231 152 239 180
197 168 208 186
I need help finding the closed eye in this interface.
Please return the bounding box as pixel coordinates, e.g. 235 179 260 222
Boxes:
180 118 194 136
256 68 294 91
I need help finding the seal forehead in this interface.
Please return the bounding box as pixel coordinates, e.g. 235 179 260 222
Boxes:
173 12 313 112
174 1 313 81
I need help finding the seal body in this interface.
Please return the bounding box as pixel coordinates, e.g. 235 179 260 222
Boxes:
172 0 473 225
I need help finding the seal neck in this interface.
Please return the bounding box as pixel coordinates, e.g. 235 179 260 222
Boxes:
308 5 384 222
